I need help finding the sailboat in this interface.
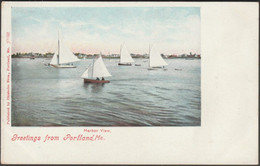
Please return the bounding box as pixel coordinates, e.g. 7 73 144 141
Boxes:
148 45 168 70
50 32 80 68
118 43 134 66
81 53 112 83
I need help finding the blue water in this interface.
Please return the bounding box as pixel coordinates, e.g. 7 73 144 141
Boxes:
11 58 200 126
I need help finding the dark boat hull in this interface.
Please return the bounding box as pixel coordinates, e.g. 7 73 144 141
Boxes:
152 66 164 68
148 66 167 70
148 67 158 70
118 63 132 66
83 79 110 83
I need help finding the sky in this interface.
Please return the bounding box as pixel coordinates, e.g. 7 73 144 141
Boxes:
12 7 200 55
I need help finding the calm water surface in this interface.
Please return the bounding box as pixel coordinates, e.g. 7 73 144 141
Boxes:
12 58 200 126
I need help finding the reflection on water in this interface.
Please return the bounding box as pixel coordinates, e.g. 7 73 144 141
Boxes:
12 58 201 126
84 83 105 93
83 83 90 89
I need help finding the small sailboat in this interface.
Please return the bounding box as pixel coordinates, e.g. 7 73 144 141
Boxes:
81 54 112 83
148 45 168 70
30 53 35 59
118 43 134 66
50 32 80 68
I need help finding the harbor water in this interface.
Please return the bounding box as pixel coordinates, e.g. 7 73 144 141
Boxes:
11 58 201 126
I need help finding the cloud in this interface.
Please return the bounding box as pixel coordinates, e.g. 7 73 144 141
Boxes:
12 8 201 55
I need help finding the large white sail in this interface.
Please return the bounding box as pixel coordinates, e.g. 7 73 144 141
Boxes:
92 56 112 78
50 38 79 65
81 68 89 79
120 44 134 63
149 46 168 67
59 40 79 64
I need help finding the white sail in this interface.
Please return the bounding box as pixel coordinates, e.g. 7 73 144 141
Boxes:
81 68 89 79
149 46 168 67
59 40 79 64
50 38 79 65
120 44 134 63
92 56 112 78
50 51 58 65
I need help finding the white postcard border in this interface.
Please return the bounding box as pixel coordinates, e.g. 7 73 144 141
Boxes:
1 2 258 164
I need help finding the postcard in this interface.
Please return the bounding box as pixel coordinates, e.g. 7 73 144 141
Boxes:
1 1 258 164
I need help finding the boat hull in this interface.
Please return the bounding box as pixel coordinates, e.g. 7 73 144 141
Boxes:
148 66 167 70
152 66 164 68
118 63 132 66
83 79 110 83
148 67 158 70
51 64 76 68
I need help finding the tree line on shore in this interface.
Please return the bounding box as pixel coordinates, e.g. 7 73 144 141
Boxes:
11 52 201 59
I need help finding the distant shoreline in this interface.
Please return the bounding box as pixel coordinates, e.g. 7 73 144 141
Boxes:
12 56 201 59
12 52 201 59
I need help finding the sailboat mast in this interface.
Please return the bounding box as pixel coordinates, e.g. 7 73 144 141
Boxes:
148 44 150 68
57 31 60 65
91 54 95 78
119 44 122 63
